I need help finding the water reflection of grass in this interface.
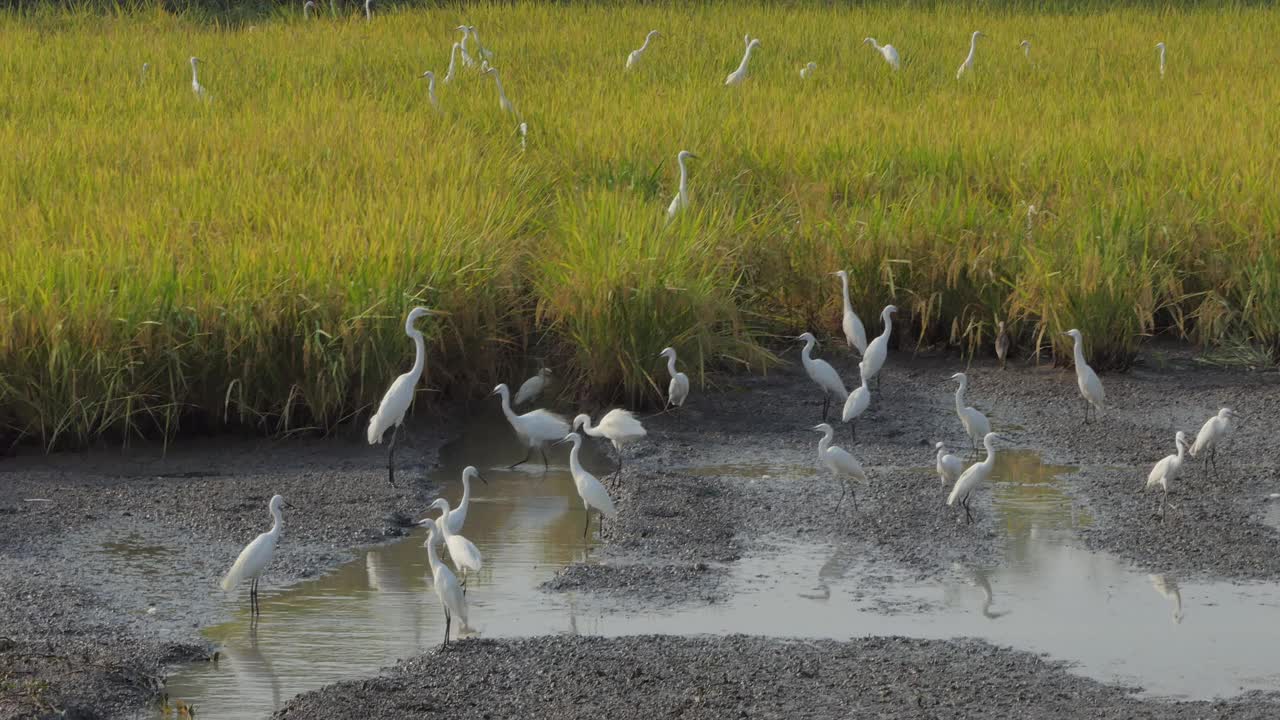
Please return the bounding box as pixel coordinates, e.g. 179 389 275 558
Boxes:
991 451 1090 542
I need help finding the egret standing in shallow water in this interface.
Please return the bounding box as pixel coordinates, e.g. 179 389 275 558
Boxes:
814 423 867 512
492 383 571 469
948 432 1000 524
1063 329 1105 423
423 523 467 648
1190 408 1235 477
573 410 647 476
659 347 690 410
841 363 871 442
189 57 207 99
368 307 443 485
863 37 900 71
955 30 985 79
420 70 438 108
1155 42 1166 77
860 305 898 389
431 466 487 536
833 270 867 355
725 37 761 86
949 373 991 453
426 498 483 588
221 495 286 616
799 61 817 79
796 332 848 422
665 150 697 221
935 442 964 488
559 432 618 538
626 30 660 70
1146 431 1187 521
514 368 552 407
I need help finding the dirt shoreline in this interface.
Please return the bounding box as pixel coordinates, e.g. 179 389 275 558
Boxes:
2 346 1278 718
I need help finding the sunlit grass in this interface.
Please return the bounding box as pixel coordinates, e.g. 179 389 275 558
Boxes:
1 3 1277 446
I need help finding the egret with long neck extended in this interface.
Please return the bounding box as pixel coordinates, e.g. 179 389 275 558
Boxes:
1063 329 1105 423
948 432 1000 524
833 270 867 354
220 495 287 616
627 30 660 70
483 64 516 117
1145 431 1187 521
956 30 985 79
444 42 461 83
659 347 690 409
559 432 618 538
1019 40 1031 61
814 423 867 511
367 307 443 485
949 372 991 453
420 71 438 107
860 305 898 388
189 56 206 98
1156 42 1166 77
423 523 466 648
725 37 761 86
573 410 647 476
1190 407 1235 477
797 332 848 422
492 383 571 469
426 498 482 588
457 25 476 67
666 150 698 221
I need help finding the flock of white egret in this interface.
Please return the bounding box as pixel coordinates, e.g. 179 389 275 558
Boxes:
220 293 1238 645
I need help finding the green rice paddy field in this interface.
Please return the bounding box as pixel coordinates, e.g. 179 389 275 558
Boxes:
2 2 1278 446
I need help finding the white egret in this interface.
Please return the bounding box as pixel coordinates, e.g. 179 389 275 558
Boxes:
665 150 698 221
492 383 571 469
659 347 690 409
724 37 761 86
949 372 992 453
518 122 528 151
367 307 443 485
430 466 487 536
799 61 816 79
1019 40 1031 60
1149 574 1183 624
813 423 867 512
444 42 461 83
220 495 286 616
796 332 848 422
423 523 467 648
426 498 483 587
1156 42 1166 77
948 432 1000 524
1145 431 1187 521
1190 408 1235 477
863 37 900 71
303 0 315 18
457 25 476 67
935 442 964 488
514 368 552 407
995 321 1010 370
189 56 207 98
140 62 149 86
420 71 438 107
573 409 647 475
955 30 985 80
832 270 867 355
363 0 370 21
860 305 898 388
1063 329 1105 423
329 0 335 17
482 64 516 116
627 30 660 70
841 363 871 442
469 26 494 60
558 432 618 538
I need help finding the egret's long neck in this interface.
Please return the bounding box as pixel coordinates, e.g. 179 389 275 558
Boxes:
269 506 283 536
461 30 471 53
665 354 678 377
1071 336 1086 366
869 39 881 51
880 311 893 341
407 327 426 379
954 379 967 412
191 62 199 85
437 502 453 538
967 35 979 60
677 157 689 197
568 441 583 475
639 33 654 52
983 441 997 465
428 76 436 99
1175 438 1185 460
818 433 831 455
736 44 754 73
498 390 518 424
425 535 442 570
839 274 852 313
801 338 815 362
582 419 599 437
459 476 472 506
492 72 506 99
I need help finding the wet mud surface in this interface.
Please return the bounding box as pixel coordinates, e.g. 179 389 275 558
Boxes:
3 345 1279 718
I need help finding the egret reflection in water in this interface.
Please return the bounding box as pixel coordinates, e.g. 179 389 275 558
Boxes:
1149 574 1184 625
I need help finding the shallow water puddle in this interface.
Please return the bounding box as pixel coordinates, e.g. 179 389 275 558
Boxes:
157 436 1280 717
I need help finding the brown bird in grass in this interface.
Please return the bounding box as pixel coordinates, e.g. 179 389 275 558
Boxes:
995 321 1010 370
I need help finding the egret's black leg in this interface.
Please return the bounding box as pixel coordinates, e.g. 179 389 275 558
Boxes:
540 447 550 470
849 422 856 444
834 483 847 512
583 512 591 538
851 490 858 513
821 395 829 422
443 609 451 649
386 423 401 486
509 446 533 469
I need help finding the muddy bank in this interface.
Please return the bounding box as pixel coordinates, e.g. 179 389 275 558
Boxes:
0 424 446 719
274 634 1280 720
